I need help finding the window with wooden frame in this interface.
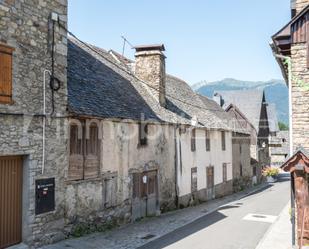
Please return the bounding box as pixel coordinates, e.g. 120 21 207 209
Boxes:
191 128 196 152
84 123 100 179
68 121 100 181
139 122 148 146
222 163 227 182
207 166 214 189
221 131 226 151
68 124 84 180
0 44 14 104
205 130 210 151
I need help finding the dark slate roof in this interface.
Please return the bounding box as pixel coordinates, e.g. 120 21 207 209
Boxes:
213 89 264 132
267 103 279 133
67 36 232 130
270 131 289 155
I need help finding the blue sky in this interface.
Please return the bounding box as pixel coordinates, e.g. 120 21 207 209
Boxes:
68 0 291 85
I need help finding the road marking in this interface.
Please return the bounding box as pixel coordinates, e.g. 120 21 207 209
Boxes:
242 213 278 223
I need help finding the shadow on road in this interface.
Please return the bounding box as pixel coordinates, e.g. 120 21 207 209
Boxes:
137 211 227 249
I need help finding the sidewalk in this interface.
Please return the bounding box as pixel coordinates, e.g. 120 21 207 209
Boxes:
255 202 292 249
41 183 269 249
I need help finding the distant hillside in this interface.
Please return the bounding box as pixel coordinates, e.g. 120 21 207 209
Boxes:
192 78 288 125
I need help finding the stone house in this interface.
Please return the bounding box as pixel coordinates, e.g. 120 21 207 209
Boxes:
271 0 309 246
0 0 68 247
224 104 258 188
0 1 245 247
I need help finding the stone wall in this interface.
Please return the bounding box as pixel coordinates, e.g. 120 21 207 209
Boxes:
291 43 309 151
135 49 166 107
0 0 68 246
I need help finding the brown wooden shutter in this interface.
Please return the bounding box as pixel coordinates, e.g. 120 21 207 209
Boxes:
205 130 210 151
0 45 13 104
191 167 198 192
68 124 83 180
191 128 196 152
221 131 226 151
207 166 214 188
222 163 227 182
84 124 100 179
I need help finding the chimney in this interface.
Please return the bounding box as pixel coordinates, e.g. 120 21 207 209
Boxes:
134 44 166 107
292 0 307 16
213 93 224 107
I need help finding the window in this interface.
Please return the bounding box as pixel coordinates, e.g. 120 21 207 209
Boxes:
253 166 257 176
240 163 243 177
0 44 14 104
222 163 227 182
207 166 214 188
239 144 242 154
191 167 197 193
205 130 210 151
68 121 100 181
191 128 196 152
139 123 148 146
221 131 226 151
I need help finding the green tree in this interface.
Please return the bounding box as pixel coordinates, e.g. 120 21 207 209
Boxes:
278 122 289 131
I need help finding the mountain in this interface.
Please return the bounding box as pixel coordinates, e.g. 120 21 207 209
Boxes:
192 78 288 125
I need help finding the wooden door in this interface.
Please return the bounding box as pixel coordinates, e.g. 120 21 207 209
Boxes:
132 171 158 220
0 156 23 249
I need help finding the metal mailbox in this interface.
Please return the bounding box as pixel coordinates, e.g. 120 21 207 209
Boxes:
35 178 55 215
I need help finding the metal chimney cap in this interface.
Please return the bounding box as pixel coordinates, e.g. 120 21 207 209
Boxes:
134 44 165 52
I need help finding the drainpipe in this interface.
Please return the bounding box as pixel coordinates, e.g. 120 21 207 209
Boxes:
174 126 179 208
42 70 51 175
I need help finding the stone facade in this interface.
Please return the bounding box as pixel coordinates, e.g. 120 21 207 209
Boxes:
0 0 68 247
64 120 177 232
134 45 166 107
291 43 309 151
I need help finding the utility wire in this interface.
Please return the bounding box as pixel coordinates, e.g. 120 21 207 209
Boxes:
58 23 227 114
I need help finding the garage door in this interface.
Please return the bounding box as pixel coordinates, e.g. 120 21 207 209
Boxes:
0 156 23 249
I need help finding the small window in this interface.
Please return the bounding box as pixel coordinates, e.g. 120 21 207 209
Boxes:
0 44 14 104
222 163 227 182
191 167 197 192
139 123 148 146
239 144 242 154
207 166 214 188
205 130 210 151
221 131 226 151
69 125 82 155
253 166 257 176
240 163 243 177
191 128 196 152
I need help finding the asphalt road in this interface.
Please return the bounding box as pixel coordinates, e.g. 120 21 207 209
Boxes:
138 180 290 249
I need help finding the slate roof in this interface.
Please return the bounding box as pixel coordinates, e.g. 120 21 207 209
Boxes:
213 89 265 132
267 103 279 133
67 36 233 131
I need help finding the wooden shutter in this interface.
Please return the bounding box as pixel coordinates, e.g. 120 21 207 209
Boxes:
221 131 226 151
205 130 210 151
191 167 198 192
68 124 83 180
191 129 196 152
0 45 13 104
85 124 100 179
222 163 227 182
104 176 117 208
207 166 214 188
